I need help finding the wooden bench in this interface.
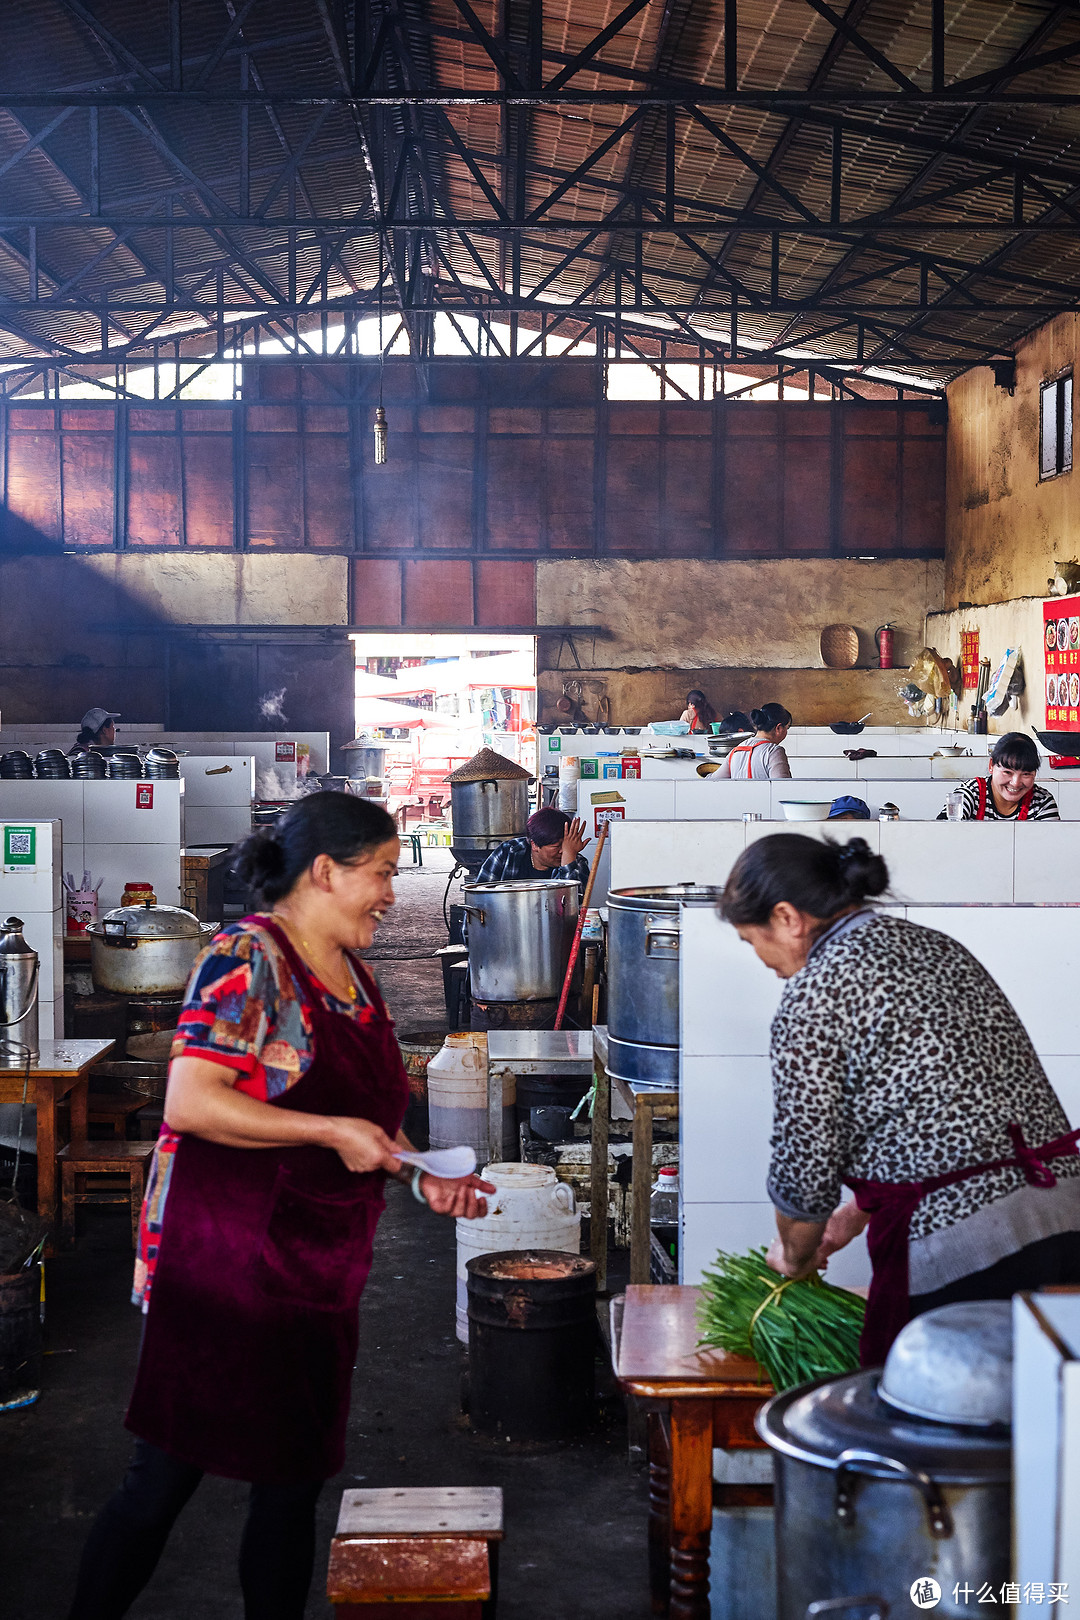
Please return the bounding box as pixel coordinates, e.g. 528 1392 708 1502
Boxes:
58 1141 155 1249
327 1487 503 1618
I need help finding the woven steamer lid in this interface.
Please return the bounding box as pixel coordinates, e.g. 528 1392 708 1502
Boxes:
446 747 532 784
820 623 860 670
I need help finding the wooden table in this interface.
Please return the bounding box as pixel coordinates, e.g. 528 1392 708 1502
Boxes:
0 1039 115 1239
590 1026 679 1291
614 1284 773 1620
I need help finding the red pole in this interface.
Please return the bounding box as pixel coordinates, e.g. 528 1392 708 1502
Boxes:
554 819 609 1031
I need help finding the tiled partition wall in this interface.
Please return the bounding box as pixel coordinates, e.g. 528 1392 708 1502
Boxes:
679 901 1080 1290
0 730 330 774
541 725 986 769
583 779 1080 901
611 817 1080 903
0 780 183 912
0 818 63 1040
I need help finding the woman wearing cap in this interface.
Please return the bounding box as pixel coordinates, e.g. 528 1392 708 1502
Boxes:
68 793 493 1620
708 703 793 780
72 706 119 753
721 832 1080 1365
936 731 1059 821
475 807 591 891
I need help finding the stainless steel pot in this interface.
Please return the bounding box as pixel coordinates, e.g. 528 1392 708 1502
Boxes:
88 903 215 996
450 777 530 866
759 1365 1011 1619
606 886 723 1081
463 880 578 1002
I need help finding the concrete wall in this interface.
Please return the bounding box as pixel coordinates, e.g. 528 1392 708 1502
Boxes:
536 557 945 725
927 596 1044 737
947 312 1080 609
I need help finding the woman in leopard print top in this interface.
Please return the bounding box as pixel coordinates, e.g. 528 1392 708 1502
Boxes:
720 832 1080 1363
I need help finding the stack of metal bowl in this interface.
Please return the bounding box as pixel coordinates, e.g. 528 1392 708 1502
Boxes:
0 750 34 779
104 750 143 780
71 750 108 779
34 748 71 779
143 747 180 780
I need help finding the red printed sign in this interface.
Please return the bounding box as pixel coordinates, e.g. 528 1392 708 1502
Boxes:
1044 595 1080 732
594 805 626 837
275 742 296 762
135 783 154 809
960 629 980 692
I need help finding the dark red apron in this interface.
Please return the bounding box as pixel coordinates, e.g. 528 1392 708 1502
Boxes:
847 1121 1080 1366
974 777 1034 819
125 917 409 1484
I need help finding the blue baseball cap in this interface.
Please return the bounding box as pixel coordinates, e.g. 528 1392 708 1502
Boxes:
828 795 872 820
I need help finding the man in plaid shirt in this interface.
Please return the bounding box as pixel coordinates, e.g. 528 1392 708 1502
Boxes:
476 807 591 890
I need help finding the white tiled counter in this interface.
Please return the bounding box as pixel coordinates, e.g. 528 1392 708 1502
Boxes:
0 818 63 1040
0 779 183 911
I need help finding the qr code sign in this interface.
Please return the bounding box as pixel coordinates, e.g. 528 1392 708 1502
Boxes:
3 825 36 868
8 833 30 856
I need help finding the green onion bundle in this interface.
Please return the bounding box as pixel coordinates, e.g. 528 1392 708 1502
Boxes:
697 1247 865 1393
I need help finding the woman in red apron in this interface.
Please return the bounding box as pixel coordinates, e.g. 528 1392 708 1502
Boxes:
936 731 1060 821
68 794 493 1620
708 703 793 780
720 832 1080 1367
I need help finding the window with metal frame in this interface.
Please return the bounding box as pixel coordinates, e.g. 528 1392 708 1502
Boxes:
1040 373 1073 480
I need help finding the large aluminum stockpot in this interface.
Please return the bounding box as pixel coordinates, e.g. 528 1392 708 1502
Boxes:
450 777 530 866
463 880 578 1002
88 903 216 996
758 1303 1014 1619
606 885 724 1058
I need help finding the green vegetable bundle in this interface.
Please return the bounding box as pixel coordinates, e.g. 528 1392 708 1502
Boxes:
697 1247 865 1393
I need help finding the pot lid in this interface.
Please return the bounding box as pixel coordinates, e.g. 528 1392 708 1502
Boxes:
879 1302 1012 1427
757 1370 1010 1484
608 884 724 911
91 903 204 939
0 917 33 955
447 747 532 784
464 880 576 895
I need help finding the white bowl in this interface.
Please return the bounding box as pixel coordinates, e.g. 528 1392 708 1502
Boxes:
779 800 833 821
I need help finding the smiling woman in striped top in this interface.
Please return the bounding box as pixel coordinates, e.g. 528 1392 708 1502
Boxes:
936 732 1059 821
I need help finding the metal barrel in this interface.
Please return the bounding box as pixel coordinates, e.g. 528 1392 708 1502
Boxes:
466 1249 597 1442
0 1267 42 1403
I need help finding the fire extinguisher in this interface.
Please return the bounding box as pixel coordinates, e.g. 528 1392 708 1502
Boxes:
875 624 895 669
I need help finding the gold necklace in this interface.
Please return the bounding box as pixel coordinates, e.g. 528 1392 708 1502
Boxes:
276 917 358 1002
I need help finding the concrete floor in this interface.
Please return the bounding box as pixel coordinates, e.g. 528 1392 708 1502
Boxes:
0 848 651 1620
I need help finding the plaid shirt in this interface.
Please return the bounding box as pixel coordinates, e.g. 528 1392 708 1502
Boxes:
476 836 590 890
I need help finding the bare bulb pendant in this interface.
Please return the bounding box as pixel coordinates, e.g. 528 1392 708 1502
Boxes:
373 405 388 465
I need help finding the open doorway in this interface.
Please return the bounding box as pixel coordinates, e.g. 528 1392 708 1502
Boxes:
349 632 536 834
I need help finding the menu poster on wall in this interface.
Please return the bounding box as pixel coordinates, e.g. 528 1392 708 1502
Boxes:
1044 595 1080 732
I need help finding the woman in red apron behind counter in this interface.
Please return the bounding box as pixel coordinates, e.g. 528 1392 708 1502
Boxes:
720 833 1080 1366
936 731 1060 821
708 702 793 780
68 793 494 1620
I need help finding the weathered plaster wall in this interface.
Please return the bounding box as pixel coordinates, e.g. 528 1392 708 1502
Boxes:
534 557 944 723
947 312 1080 608
926 597 1044 737
0 553 350 731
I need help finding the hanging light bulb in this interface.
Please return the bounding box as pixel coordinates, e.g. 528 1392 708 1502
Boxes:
373 232 388 465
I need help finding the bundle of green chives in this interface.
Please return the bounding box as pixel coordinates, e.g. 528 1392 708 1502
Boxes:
697 1247 865 1393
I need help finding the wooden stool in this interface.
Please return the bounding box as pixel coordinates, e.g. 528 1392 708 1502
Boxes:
327 1487 503 1618
58 1142 155 1249
86 1093 149 1141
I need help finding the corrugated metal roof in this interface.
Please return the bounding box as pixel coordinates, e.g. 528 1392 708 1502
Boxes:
0 0 1077 384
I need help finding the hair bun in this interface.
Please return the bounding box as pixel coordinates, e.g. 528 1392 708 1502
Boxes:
833 836 889 901
749 708 766 728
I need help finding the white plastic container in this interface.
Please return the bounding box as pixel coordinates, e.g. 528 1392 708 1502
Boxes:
426 1033 515 1163
558 755 580 813
455 1161 580 1343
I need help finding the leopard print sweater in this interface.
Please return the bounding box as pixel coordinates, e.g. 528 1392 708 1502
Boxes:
767 911 1080 1240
